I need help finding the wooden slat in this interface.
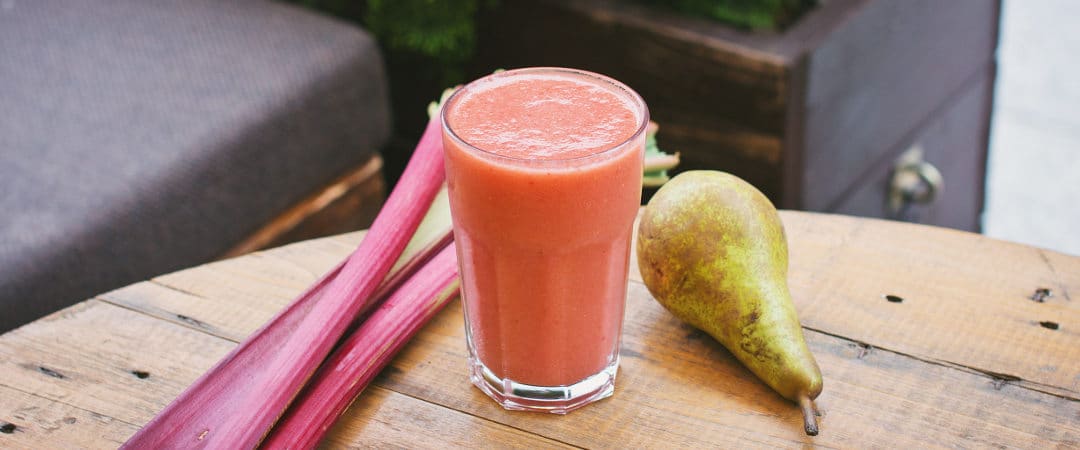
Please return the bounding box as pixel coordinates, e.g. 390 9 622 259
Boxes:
0 301 235 426
322 385 572 450
100 206 431 344
0 384 138 450
100 247 341 343
631 210 1079 396
780 211 1080 396
96 231 367 344
0 296 573 448
371 282 1079 448
140 186 447 340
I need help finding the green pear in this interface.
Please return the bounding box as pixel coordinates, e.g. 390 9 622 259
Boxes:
637 170 823 435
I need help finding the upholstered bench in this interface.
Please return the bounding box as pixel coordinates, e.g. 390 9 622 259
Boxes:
0 0 391 331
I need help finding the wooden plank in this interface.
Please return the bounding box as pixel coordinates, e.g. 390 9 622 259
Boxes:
97 234 360 344
631 210 1079 395
0 298 566 448
102 281 264 343
0 384 138 450
323 385 572 449
374 283 1080 448
780 211 1080 396
101 185 444 342
0 300 235 426
100 242 346 342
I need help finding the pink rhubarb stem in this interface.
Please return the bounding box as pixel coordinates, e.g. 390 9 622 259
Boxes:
122 116 447 450
262 243 460 449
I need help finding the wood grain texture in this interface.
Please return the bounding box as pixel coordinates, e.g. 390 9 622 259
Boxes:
376 285 1080 448
0 301 235 426
1 211 1077 448
322 386 572 449
0 384 138 450
781 211 1080 397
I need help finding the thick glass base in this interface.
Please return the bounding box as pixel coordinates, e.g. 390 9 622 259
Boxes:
467 353 619 414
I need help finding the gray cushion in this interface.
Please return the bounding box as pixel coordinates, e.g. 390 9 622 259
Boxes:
0 0 391 331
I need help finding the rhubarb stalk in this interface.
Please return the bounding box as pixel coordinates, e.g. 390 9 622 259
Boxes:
123 114 450 449
371 187 453 302
262 243 460 448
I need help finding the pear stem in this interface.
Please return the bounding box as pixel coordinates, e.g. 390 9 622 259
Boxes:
798 394 819 436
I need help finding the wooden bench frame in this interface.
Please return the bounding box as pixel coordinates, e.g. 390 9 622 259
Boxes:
223 155 387 258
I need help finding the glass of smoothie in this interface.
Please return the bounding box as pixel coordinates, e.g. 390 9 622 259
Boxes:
441 67 648 413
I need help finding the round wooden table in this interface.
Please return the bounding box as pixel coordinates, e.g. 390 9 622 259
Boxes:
1 211 1077 448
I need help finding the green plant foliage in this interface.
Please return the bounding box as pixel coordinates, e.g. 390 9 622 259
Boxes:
365 0 482 64
643 0 814 30
286 0 493 85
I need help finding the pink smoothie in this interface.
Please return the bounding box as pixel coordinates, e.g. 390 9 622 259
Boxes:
442 69 646 387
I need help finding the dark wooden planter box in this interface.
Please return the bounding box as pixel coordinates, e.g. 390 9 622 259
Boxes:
473 0 1000 231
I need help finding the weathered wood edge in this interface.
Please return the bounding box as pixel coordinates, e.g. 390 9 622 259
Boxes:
371 282 1079 448
0 298 575 449
0 380 139 449
106 211 1080 403
6 209 1076 447
222 155 385 259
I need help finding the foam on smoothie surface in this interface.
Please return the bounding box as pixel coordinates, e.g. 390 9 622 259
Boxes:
447 73 640 160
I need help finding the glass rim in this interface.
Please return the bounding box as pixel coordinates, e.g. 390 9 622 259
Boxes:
440 67 650 167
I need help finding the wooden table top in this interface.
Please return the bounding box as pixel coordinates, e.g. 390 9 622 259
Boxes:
1 211 1077 448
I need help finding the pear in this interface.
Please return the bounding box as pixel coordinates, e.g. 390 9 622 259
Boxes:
637 170 823 435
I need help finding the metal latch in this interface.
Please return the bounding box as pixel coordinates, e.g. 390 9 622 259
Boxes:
887 145 943 221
